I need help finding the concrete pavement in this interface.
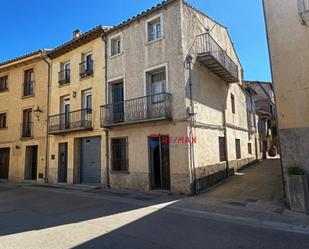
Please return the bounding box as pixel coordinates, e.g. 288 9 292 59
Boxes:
0 182 309 249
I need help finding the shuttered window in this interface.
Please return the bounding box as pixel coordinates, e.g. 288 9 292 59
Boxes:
218 137 226 162
231 94 235 114
111 137 128 171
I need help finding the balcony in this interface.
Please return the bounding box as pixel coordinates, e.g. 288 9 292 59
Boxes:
101 92 172 127
79 60 93 78
58 69 70 85
21 122 33 138
194 33 239 83
23 81 34 97
48 108 93 134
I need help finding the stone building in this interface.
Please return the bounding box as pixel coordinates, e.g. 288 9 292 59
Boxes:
100 0 258 194
246 81 277 159
263 0 309 205
0 0 259 195
0 50 49 182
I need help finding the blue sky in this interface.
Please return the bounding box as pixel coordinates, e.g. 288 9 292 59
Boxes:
0 0 271 81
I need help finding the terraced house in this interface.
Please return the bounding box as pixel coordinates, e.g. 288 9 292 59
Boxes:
0 0 259 195
0 50 49 182
100 0 258 194
47 26 107 185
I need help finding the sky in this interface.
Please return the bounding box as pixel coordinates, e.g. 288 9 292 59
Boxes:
0 0 271 81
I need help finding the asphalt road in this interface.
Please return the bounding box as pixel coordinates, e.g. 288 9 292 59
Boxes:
0 183 308 249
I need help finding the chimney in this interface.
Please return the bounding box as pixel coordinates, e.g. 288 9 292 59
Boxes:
73 29 82 39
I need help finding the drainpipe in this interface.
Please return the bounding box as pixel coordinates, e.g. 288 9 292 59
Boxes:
251 91 259 161
102 33 110 189
185 55 197 195
42 54 51 184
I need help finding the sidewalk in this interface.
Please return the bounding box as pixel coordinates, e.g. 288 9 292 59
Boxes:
173 158 309 233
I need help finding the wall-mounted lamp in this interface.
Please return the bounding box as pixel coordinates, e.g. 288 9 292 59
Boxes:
72 91 77 98
15 145 20 149
34 106 43 121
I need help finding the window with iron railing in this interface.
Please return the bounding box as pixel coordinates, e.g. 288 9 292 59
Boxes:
59 62 71 85
80 53 93 78
111 137 128 172
23 69 34 96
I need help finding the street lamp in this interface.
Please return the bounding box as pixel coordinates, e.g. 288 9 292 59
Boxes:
33 106 43 121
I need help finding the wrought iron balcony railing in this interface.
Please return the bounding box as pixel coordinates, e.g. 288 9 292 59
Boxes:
79 60 93 78
58 69 70 85
193 33 239 83
101 92 172 127
48 108 92 134
21 122 33 138
23 81 34 96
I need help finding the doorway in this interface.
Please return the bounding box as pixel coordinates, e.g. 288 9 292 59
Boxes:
148 135 170 190
24 145 38 180
58 143 68 183
111 82 124 123
0 148 10 179
80 137 101 184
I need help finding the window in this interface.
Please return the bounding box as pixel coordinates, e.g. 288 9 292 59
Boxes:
111 138 128 172
82 90 92 122
80 52 93 78
146 67 167 103
0 113 6 128
235 139 241 159
59 62 70 84
111 36 121 56
231 94 235 114
147 16 162 42
22 109 32 137
218 137 226 162
248 143 252 155
0 76 8 91
23 69 34 96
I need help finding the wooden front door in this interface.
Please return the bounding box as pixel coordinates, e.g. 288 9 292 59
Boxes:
0 148 10 179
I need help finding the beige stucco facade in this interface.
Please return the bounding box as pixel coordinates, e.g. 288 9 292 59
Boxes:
47 31 106 185
1 0 259 195
0 51 49 182
102 0 258 194
263 0 309 177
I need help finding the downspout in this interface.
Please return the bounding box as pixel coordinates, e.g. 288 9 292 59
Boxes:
102 33 110 189
42 54 51 184
251 91 259 161
185 55 197 195
223 108 229 177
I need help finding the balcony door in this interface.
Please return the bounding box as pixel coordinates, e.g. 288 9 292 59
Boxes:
111 82 124 123
61 97 70 129
146 68 167 119
22 109 32 137
83 90 92 125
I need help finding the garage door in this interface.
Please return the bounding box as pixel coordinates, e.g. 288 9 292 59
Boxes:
81 137 101 184
0 148 10 179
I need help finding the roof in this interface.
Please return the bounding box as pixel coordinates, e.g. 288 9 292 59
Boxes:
0 49 49 68
105 0 179 34
48 25 109 59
